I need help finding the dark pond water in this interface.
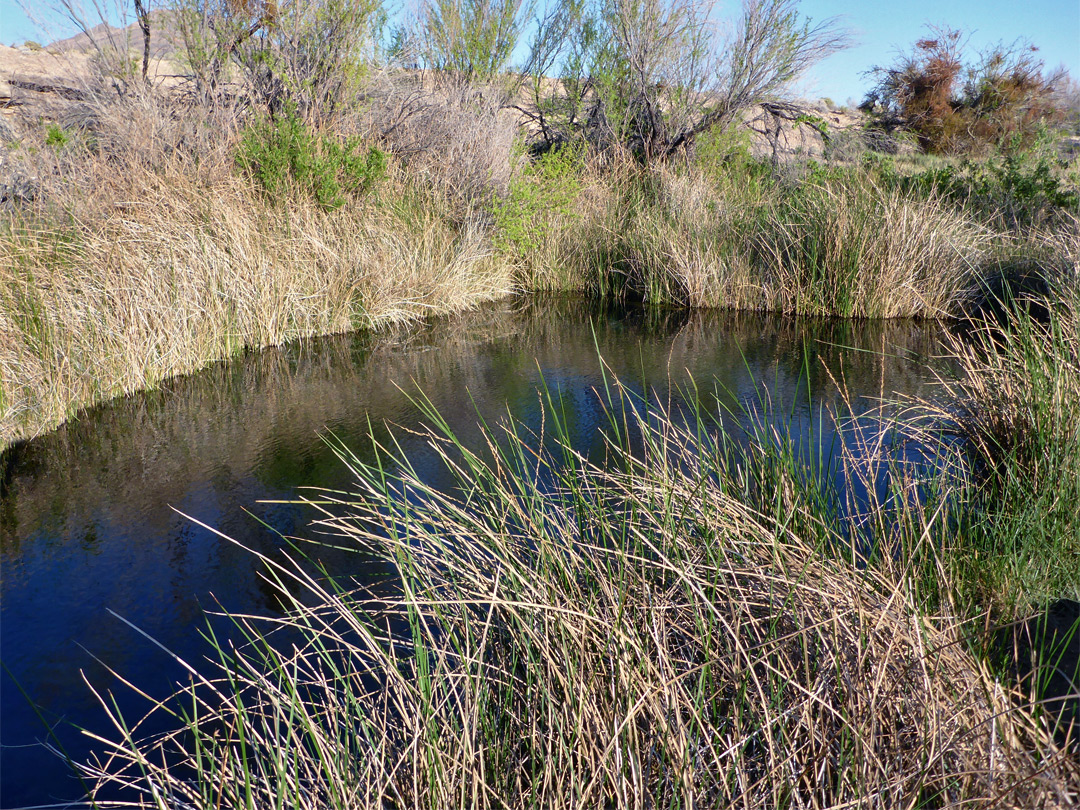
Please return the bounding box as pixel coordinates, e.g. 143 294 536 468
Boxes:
0 298 950 806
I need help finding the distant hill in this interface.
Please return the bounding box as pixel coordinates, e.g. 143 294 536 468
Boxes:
49 9 181 59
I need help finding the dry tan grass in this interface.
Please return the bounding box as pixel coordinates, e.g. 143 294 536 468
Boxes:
0 87 520 448
647 168 995 316
505 162 995 317
0 153 512 447
630 165 769 307
79 400 1080 808
364 78 523 204
752 174 995 317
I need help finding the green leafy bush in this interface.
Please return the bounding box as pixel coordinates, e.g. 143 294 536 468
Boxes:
44 124 70 149
893 152 1078 229
236 110 387 210
493 143 585 257
693 121 774 190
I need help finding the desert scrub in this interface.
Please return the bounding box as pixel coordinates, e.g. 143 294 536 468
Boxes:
237 108 388 210
79 380 1079 807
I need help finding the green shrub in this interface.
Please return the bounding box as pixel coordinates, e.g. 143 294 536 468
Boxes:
894 151 1078 229
236 109 386 210
493 142 585 257
692 121 773 190
44 124 70 149
860 151 899 181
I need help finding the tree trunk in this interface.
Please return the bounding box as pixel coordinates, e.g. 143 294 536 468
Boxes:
133 0 151 82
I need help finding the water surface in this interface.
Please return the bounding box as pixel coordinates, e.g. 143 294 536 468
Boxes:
0 298 949 805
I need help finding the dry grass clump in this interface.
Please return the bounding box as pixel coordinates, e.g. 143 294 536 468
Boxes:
586 165 763 308
2 90 243 220
0 150 511 447
752 173 994 318
1020 211 1080 292
497 160 767 305
365 79 522 206
0 87 530 449
80 395 1079 808
511 162 994 317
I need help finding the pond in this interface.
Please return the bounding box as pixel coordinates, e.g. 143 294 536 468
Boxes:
0 297 951 806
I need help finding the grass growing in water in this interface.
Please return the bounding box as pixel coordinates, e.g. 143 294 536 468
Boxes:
914 275 1080 616
79 374 1078 807
0 164 510 448
2 91 1075 450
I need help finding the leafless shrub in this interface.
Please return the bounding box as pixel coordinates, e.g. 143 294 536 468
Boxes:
171 0 380 121
20 0 160 95
1050 71 1080 136
365 76 521 205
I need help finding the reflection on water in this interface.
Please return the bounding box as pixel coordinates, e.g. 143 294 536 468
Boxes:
0 297 948 805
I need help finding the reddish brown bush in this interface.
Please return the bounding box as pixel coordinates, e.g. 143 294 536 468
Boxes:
863 26 1066 154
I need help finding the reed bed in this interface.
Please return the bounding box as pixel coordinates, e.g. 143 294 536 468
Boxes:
944 279 1080 486
910 265 1080 615
750 174 992 318
507 164 995 318
78 383 1079 808
0 157 511 447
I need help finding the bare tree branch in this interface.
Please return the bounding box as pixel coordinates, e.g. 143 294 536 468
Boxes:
520 0 849 160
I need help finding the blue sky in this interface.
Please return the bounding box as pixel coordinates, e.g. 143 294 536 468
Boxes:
798 0 1080 104
2 0 1077 103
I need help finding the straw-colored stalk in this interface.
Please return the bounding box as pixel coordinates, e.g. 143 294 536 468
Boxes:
0 163 512 447
79 393 1079 808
